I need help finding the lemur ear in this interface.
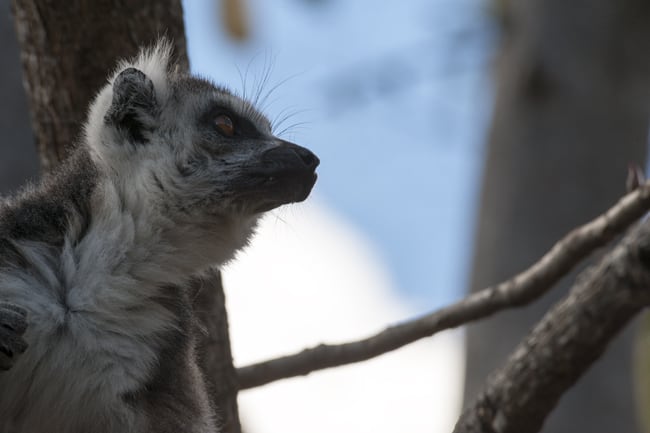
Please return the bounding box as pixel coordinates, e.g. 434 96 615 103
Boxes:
105 67 158 144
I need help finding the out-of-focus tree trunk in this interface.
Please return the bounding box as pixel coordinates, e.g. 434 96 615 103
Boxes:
10 2 241 432
465 0 650 432
0 0 38 192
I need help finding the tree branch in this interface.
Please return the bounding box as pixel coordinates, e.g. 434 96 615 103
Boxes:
453 219 650 433
237 180 650 390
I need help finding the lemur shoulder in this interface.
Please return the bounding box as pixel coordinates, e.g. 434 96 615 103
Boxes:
0 41 319 433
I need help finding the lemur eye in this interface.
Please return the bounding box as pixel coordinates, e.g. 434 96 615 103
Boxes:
214 114 235 137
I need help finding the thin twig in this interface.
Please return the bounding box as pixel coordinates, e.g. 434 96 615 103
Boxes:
237 181 650 390
454 220 650 433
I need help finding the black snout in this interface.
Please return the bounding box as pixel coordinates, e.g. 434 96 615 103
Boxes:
293 145 320 170
247 140 319 212
262 142 320 171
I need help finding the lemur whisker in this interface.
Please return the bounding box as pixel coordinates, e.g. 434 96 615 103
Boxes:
277 121 312 138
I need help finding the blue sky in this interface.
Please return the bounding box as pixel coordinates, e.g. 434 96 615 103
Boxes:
183 1 495 430
184 0 494 310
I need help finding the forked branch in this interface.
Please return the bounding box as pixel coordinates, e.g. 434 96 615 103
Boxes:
454 220 650 433
237 181 650 390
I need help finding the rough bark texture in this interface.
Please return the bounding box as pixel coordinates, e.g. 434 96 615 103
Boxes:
11 0 188 172
456 221 650 433
465 0 650 431
10 2 241 432
193 269 242 433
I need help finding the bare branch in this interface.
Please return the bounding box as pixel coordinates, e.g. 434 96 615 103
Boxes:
454 220 650 433
237 180 650 390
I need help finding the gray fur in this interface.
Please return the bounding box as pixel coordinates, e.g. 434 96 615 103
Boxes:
0 303 27 371
0 41 318 433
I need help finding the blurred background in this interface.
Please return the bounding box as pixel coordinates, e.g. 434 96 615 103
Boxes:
2 0 650 432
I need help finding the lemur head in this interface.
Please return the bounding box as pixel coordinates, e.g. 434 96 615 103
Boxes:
82 41 319 262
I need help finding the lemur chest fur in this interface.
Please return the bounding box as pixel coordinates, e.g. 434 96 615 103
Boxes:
0 170 192 432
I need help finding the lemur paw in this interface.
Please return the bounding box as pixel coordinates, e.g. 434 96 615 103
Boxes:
0 302 28 371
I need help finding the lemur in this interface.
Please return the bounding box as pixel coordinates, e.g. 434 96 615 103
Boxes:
0 41 319 433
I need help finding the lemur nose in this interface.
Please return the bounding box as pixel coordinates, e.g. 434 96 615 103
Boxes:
293 146 320 170
265 141 320 171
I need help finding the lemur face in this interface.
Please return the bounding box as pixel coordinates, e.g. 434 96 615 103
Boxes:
167 75 319 215
92 52 318 221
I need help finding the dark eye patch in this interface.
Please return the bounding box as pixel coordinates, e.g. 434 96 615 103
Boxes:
201 104 264 139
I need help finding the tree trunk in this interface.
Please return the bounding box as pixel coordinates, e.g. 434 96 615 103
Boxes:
0 0 38 192
10 2 241 431
11 0 188 172
192 269 242 433
465 0 650 431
